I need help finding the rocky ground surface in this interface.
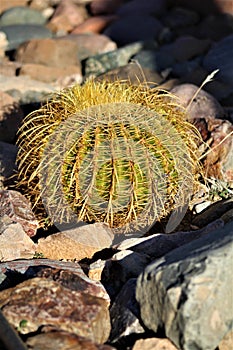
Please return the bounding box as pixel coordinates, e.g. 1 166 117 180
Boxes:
0 0 233 349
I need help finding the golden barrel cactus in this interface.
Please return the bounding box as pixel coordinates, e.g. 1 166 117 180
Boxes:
17 80 201 234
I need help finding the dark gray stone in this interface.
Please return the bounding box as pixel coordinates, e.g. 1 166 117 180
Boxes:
0 24 52 50
0 142 17 184
0 6 47 27
103 15 163 46
136 221 233 350
109 278 145 344
162 6 199 29
132 49 175 72
84 42 145 77
203 34 233 87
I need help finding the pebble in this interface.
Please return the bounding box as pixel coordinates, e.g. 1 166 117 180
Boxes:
103 15 163 46
116 0 166 17
0 24 52 50
0 6 47 26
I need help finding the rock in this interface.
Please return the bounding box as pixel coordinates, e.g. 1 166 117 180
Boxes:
26 331 116 350
19 63 82 85
0 90 24 143
0 74 56 104
116 0 166 17
36 222 114 260
0 190 38 237
0 24 52 51
99 220 224 299
218 330 233 350
162 6 199 29
0 276 111 343
71 15 117 35
15 38 80 68
0 141 17 186
192 197 233 228
0 215 36 262
0 32 8 56
0 59 21 77
84 42 145 77
172 0 229 15
133 49 175 72
171 83 225 121
132 338 179 350
109 278 145 344
48 0 88 34
103 15 163 46
58 33 117 61
203 34 233 87
102 250 151 300
89 0 124 15
0 6 47 26
96 61 163 86
196 14 233 41
160 36 211 62
0 1 28 14
136 221 233 350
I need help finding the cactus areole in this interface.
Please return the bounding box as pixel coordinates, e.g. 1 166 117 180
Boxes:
17 80 201 235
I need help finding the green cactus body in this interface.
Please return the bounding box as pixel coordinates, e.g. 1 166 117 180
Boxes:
17 80 201 234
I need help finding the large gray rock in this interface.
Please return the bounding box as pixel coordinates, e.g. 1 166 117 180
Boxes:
136 221 233 350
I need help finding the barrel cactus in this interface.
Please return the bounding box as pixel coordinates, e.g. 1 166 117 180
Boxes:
17 80 201 234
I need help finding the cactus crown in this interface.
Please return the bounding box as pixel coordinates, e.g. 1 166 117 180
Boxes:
17 80 202 234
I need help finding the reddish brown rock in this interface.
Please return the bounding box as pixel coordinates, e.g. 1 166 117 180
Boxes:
0 91 24 143
48 0 88 33
26 331 116 350
0 190 38 237
72 15 117 34
0 277 111 343
19 63 82 84
15 38 79 68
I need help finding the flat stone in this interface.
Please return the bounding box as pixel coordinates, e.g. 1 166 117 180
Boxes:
0 24 52 50
0 6 47 26
136 221 233 350
36 222 114 261
71 15 117 35
15 38 80 68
